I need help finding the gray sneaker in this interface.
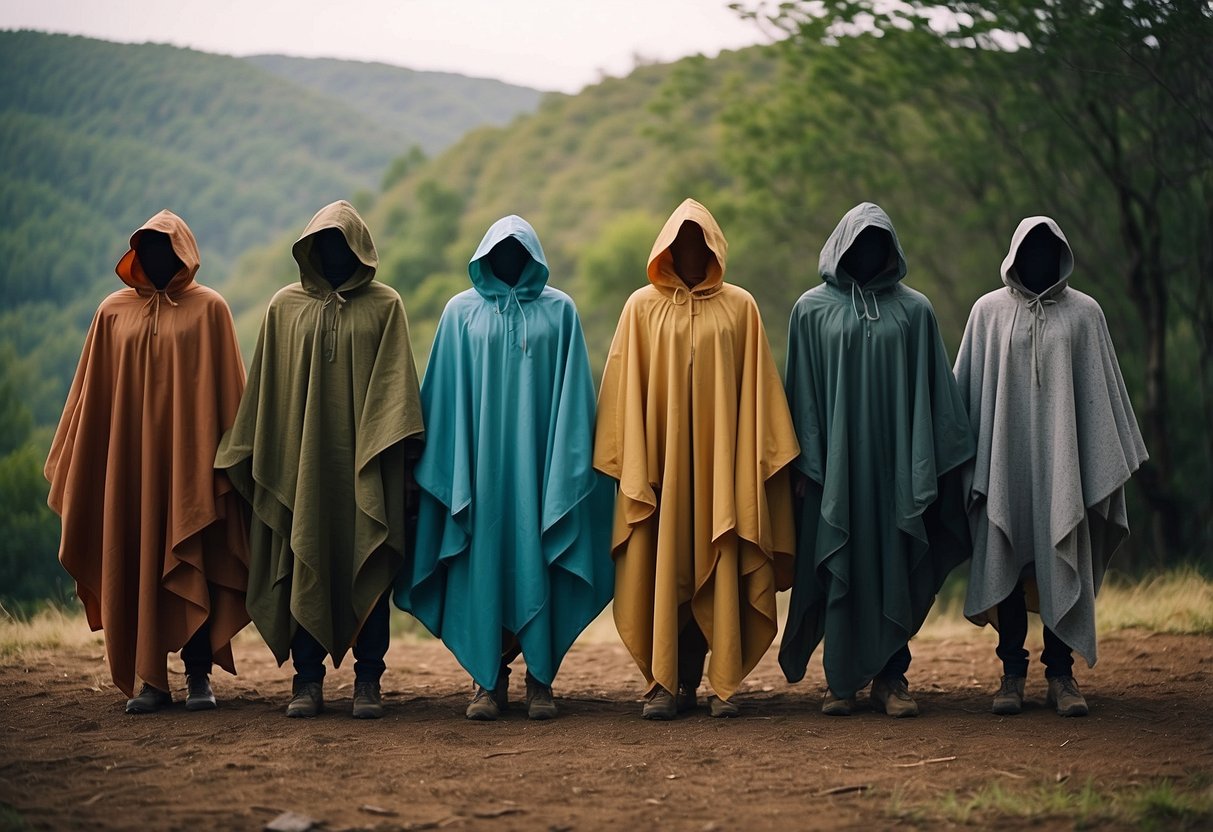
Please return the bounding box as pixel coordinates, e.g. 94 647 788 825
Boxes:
524 672 558 721
352 679 384 719
821 689 854 716
125 684 172 714
641 686 677 720
871 676 920 718
185 675 217 711
992 675 1025 715
1047 676 1089 717
286 680 324 718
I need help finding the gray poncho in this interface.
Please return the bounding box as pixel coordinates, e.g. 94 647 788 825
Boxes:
955 216 1147 665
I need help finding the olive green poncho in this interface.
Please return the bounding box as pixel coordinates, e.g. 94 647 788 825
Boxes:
215 200 424 665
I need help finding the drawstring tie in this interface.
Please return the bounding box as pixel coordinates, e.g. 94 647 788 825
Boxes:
850 281 881 337
321 290 346 363
141 290 180 336
1012 289 1056 387
494 288 529 352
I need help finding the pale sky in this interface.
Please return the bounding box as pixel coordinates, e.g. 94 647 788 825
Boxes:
0 0 776 92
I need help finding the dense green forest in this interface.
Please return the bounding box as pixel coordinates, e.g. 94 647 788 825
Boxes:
0 31 541 608
2 3 1210 609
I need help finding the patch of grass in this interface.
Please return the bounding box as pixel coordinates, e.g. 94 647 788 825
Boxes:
0 603 101 661
907 778 1213 829
1097 567 1213 635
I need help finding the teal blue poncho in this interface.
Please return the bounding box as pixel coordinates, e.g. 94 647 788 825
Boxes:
396 216 614 688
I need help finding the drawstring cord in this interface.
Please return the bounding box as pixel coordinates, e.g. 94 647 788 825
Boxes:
850 281 881 337
1011 289 1056 387
321 290 346 363
494 288 529 353
140 290 180 336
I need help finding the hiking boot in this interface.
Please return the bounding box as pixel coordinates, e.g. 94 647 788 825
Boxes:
525 672 558 721
642 686 677 720
352 679 384 719
1047 676 1088 717
821 689 854 716
871 676 920 718
185 675 216 711
466 682 504 721
992 675 1025 715
708 695 740 718
286 679 324 718
125 684 172 714
675 683 698 713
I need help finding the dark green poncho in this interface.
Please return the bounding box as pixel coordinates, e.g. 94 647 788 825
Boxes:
215 200 424 665
779 202 973 698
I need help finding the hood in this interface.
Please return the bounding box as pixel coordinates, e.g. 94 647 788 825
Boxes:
819 202 908 293
115 210 200 295
468 215 550 303
1000 216 1074 299
647 198 727 297
291 200 378 294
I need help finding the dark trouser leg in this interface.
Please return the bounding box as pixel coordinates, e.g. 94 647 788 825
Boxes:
181 619 214 678
878 643 912 683
996 581 1031 677
1041 626 1074 679
291 626 328 684
353 592 391 683
678 619 708 690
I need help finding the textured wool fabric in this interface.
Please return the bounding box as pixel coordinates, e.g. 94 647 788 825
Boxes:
46 210 250 697
397 216 614 689
779 202 974 699
215 201 424 666
594 198 798 701
956 216 1147 665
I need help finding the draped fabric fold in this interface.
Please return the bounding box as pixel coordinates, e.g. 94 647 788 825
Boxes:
594 198 798 702
215 200 424 666
397 215 614 689
779 202 974 699
957 216 1147 665
46 210 250 697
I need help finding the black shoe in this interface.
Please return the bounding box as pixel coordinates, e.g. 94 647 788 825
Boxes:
126 683 172 714
286 679 324 718
352 679 384 719
185 675 217 711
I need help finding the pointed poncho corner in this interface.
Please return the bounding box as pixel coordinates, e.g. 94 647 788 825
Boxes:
956 216 1147 665
779 202 975 699
593 198 799 701
45 210 250 697
215 200 424 665
396 215 613 688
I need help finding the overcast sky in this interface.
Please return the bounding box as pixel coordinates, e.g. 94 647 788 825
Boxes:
0 0 775 92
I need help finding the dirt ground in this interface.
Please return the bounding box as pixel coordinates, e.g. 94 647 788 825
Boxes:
1 626 1211 831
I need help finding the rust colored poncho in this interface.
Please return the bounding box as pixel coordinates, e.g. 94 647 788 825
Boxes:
215 201 424 666
45 210 250 697
594 198 799 701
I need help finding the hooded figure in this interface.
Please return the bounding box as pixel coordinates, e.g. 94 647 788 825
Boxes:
780 202 973 715
594 198 798 719
215 200 424 719
955 216 1146 717
397 215 613 721
45 210 250 711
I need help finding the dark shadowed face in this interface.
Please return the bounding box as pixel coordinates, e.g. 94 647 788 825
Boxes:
487 236 530 287
313 227 360 289
839 226 892 286
670 221 712 288
135 230 183 290
1014 224 1064 294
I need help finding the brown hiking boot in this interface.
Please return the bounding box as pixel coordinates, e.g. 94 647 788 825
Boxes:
1047 676 1088 717
871 676 920 718
125 684 172 714
466 671 509 721
821 689 854 716
286 680 324 718
351 679 384 719
642 686 677 720
708 695 740 718
992 675 1025 715
525 672 558 721
185 675 216 711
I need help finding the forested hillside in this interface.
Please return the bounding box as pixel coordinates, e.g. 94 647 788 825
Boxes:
0 30 541 606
